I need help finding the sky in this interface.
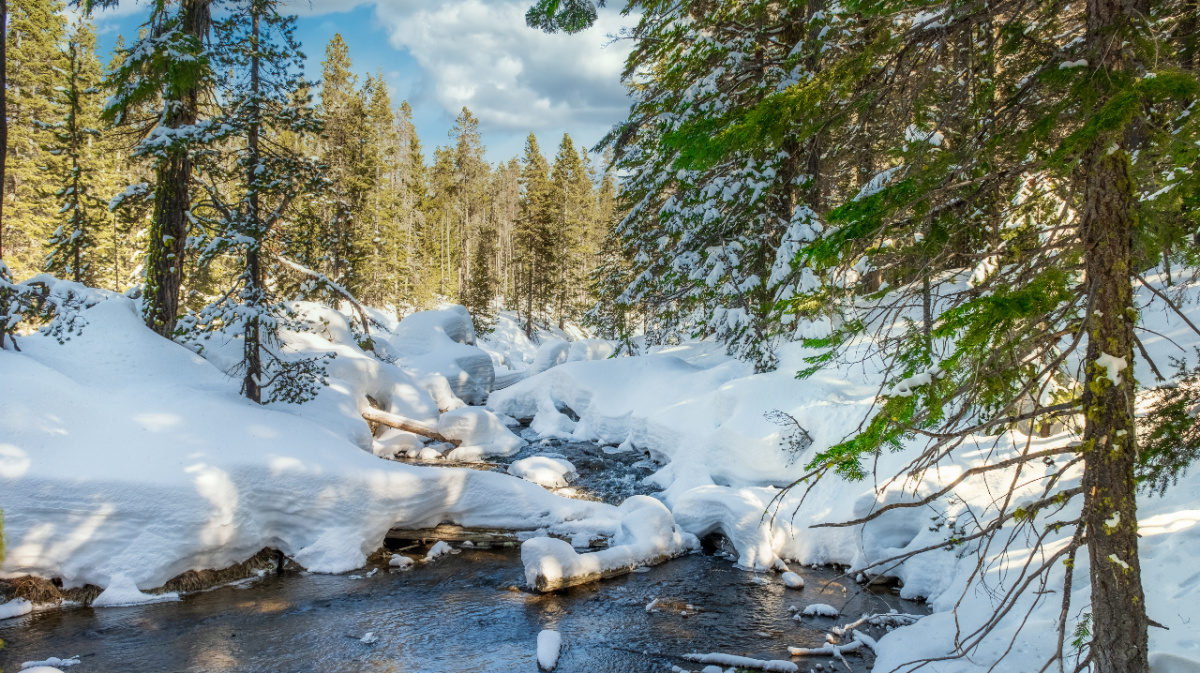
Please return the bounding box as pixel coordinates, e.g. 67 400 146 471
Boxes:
87 0 635 165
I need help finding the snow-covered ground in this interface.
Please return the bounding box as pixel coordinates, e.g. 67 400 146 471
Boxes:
3 275 1200 673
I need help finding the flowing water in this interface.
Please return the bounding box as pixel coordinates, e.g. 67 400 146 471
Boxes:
0 436 926 673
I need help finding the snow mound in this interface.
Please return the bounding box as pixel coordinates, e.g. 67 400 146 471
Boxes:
439 407 526 461
0 290 618 593
521 496 699 591
537 629 562 671
508 456 577 489
90 574 179 608
388 554 414 569
801 603 839 617
781 571 804 589
374 306 495 405
0 598 33 620
425 540 453 561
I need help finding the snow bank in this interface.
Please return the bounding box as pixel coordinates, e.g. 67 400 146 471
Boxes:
0 288 620 593
19 658 80 670
508 456 577 489
682 652 798 672
493 272 1200 672
521 496 699 591
0 598 32 620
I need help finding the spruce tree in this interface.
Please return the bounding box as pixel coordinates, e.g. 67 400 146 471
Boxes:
183 0 331 404
40 21 107 286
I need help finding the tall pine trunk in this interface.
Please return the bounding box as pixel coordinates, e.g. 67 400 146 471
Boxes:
242 3 263 404
1079 0 1149 667
143 0 210 337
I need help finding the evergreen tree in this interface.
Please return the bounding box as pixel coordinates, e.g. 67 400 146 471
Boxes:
40 21 107 285
449 107 491 308
515 133 555 336
315 34 375 296
183 0 332 404
3 0 67 281
95 0 217 337
537 0 1200 670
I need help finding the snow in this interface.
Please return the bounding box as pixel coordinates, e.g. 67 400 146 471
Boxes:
781 571 804 589
1096 350 1128 385
438 407 526 461
0 285 618 593
521 496 699 591
19 659 80 671
537 629 562 671
508 456 578 488
90 574 179 607
800 603 839 618
682 652 798 672
6 272 1200 673
0 598 33 620
388 554 414 568
425 540 453 561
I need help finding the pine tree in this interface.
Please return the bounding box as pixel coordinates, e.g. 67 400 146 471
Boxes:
515 133 555 336
96 0 217 337
315 34 375 296
40 20 107 286
449 107 491 308
182 0 332 404
3 0 67 281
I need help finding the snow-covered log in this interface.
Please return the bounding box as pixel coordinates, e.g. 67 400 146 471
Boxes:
682 652 798 672
521 496 698 592
361 408 460 446
786 640 863 657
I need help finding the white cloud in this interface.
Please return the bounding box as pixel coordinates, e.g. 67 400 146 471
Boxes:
369 0 632 138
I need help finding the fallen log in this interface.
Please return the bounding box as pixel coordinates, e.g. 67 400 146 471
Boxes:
386 524 528 547
362 408 461 447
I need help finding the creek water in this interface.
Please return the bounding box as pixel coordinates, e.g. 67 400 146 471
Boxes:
0 436 926 673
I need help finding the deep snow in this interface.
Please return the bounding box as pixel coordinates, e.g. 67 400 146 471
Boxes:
3 273 1200 673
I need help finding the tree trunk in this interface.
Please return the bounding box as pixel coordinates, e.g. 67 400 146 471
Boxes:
0 0 6 264
1079 0 1150 668
142 0 211 337
243 3 263 404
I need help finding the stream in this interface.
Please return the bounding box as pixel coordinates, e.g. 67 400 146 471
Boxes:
0 434 926 673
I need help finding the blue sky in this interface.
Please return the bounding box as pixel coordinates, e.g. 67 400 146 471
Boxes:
88 0 634 165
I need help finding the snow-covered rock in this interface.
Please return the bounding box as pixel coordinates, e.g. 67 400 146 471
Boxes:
781 571 804 589
537 629 562 671
508 456 577 489
425 540 453 561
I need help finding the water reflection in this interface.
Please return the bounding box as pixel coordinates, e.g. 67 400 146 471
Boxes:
0 548 923 673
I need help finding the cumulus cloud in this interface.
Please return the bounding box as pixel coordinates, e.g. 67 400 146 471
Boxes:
369 0 631 136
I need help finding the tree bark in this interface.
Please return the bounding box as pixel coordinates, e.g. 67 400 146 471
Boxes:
361 408 460 446
142 0 211 337
1079 0 1149 662
243 3 262 404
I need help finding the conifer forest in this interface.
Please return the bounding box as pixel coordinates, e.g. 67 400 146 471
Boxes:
2 1 1200 673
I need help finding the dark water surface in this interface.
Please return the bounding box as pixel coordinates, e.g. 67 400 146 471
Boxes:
0 548 923 673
